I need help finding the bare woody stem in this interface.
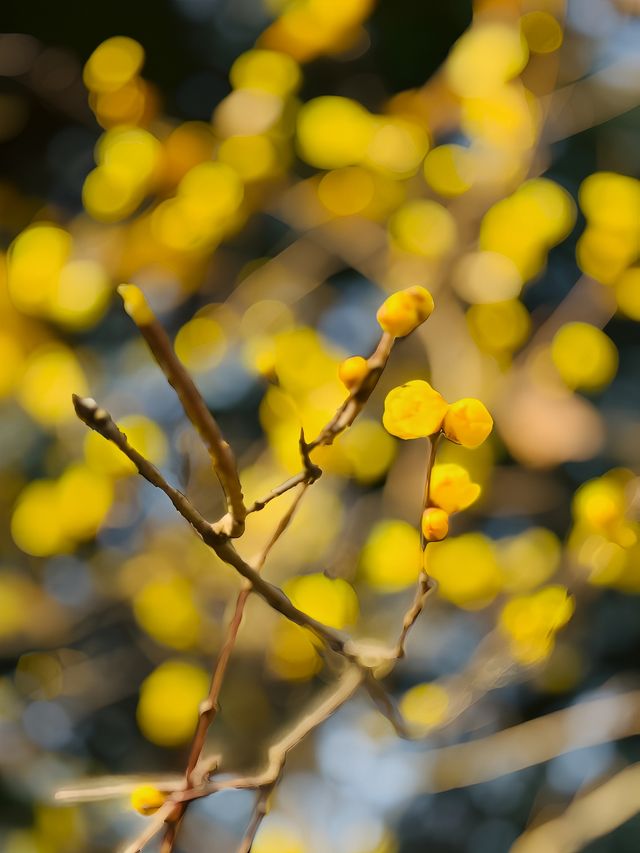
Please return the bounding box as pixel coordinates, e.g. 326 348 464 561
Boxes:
118 286 246 536
121 668 363 853
191 666 364 800
72 395 355 658
71 312 440 853
160 485 309 852
397 433 442 659
247 331 394 514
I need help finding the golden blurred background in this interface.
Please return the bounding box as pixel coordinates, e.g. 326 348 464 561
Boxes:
0 0 639 851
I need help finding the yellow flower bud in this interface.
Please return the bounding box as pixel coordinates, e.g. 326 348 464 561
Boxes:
118 284 154 326
383 380 448 439
338 355 368 390
429 463 481 514
421 507 449 542
130 784 167 816
376 286 434 337
443 398 493 448
405 285 435 322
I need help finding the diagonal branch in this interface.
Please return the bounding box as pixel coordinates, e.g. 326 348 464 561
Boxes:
72 395 353 657
118 285 246 536
247 331 394 514
160 485 309 852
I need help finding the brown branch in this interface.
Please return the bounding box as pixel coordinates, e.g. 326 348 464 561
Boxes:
394 573 438 661
118 285 246 536
192 666 364 800
236 783 276 853
511 761 640 853
423 688 640 794
247 332 394 514
72 394 356 657
70 309 439 853
161 485 309 851
396 433 442 659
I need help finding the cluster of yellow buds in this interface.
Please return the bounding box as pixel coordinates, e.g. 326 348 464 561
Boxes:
337 285 436 391
499 585 575 664
383 382 493 448
375 287 493 546
419 465 483 543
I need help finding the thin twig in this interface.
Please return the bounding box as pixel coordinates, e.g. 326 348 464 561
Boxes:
71 394 352 657
193 666 365 800
236 783 276 853
118 286 246 535
396 432 442 659
247 332 394 514
511 761 640 853
161 485 309 851
70 312 436 853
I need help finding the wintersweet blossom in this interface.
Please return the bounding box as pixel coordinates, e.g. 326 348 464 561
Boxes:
421 507 449 542
443 397 493 448
376 285 434 337
383 380 448 439
429 463 481 514
338 355 368 389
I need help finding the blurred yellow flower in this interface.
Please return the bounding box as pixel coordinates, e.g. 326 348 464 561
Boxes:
551 322 618 391
230 49 301 96
573 476 626 530
360 519 421 591
84 413 168 477
137 660 209 746
253 824 306 853
520 11 563 54
383 380 448 439
499 585 575 664
579 171 640 233
427 533 502 609
296 96 374 169
446 22 528 98
616 267 640 320
400 682 449 732
283 573 358 630
19 344 88 426
389 199 457 258
83 36 144 94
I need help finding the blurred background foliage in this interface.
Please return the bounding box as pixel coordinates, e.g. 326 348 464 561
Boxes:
0 0 639 851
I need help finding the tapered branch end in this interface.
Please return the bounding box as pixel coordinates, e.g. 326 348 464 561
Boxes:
118 283 154 326
72 395 110 430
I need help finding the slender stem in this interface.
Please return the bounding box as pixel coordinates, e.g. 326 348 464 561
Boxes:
398 432 442 658
420 432 441 549
119 286 246 535
72 395 351 656
236 784 275 853
247 332 394 515
70 316 440 853
161 485 309 851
